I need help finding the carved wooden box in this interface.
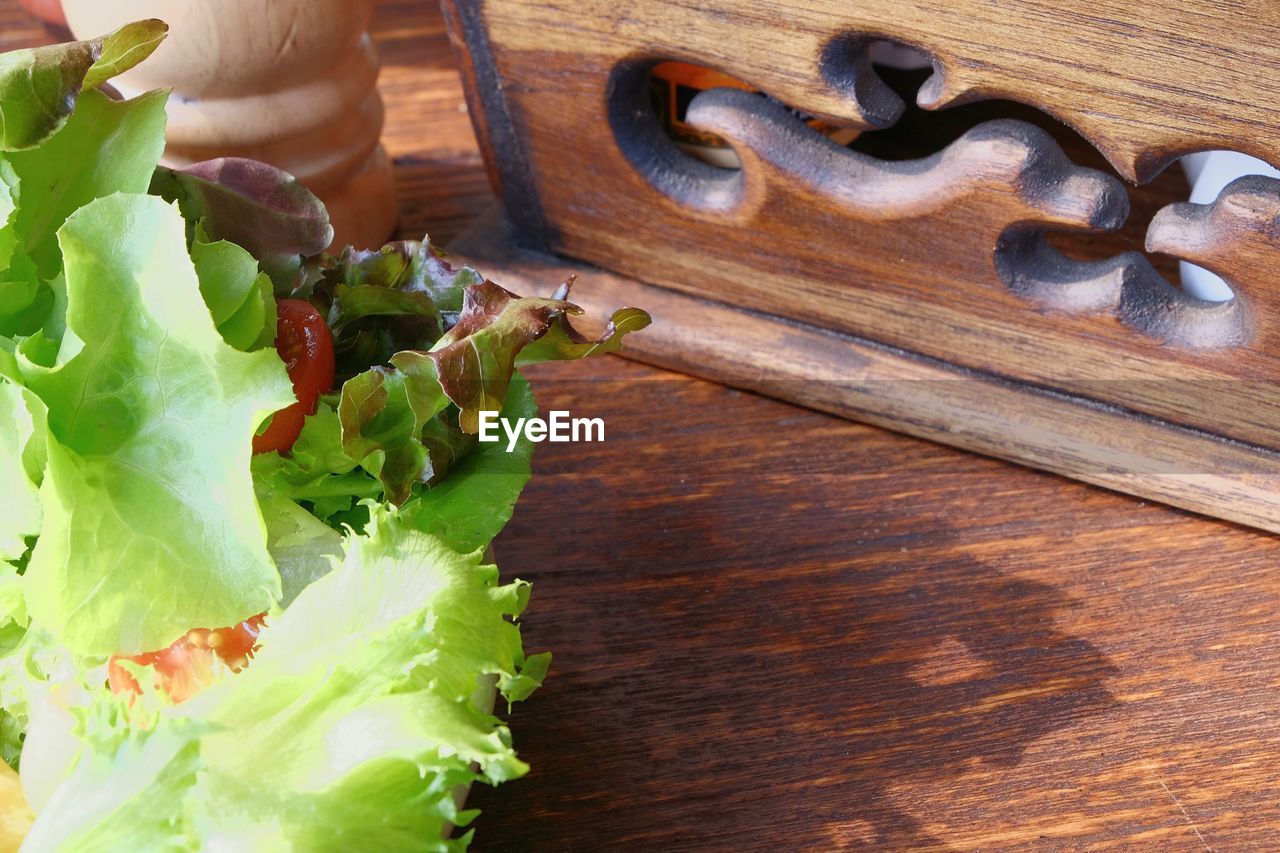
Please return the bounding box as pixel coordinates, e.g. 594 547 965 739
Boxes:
442 0 1280 531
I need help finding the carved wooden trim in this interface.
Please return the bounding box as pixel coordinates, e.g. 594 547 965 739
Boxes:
454 208 1280 533
456 0 1280 183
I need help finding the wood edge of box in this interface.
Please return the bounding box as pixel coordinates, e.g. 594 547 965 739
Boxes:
450 206 1280 534
437 0 552 245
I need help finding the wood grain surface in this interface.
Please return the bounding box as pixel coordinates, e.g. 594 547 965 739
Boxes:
7 2 1280 850
443 0 1280 528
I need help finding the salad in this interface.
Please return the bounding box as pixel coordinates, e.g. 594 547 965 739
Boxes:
0 21 648 850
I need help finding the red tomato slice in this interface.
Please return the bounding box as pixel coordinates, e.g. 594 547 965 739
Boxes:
108 614 267 703
253 299 335 455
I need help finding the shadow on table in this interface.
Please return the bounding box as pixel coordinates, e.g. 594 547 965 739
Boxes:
471 547 1118 851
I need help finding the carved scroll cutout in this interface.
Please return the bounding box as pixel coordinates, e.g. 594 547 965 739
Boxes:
665 87 1247 349
681 88 1124 222
995 233 1249 349
1147 175 1280 343
484 0 1280 184
818 35 914 129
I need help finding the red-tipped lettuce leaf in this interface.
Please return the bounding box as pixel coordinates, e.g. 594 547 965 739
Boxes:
516 278 653 365
311 240 485 379
336 279 649 502
336 366 431 505
150 158 333 288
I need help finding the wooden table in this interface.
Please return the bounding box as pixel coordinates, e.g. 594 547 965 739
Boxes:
7 3 1280 850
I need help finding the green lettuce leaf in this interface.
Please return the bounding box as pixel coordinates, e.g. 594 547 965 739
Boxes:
24 193 293 656
0 562 29 768
0 19 166 151
8 87 168 279
0 379 41 562
258 495 343 608
0 158 39 338
189 227 276 352
151 158 333 290
252 403 381 526
402 373 536 553
80 21 169 91
0 620 75 778
0 159 15 255
27 511 546 850
21 720 202 852
0 84 166 342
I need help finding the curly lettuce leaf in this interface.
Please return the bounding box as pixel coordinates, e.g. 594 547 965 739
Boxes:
21 721 202 853
0 561 28 769
429 280 649 431
269 374 536 555
151 157 333 289
336 365 436 505
426 282 576 432
0 619 81 798
252 403 381 528
27 512 546 850
332 241 478 321
517 280 653 365
0 20 166 152
338 281 648 502
313 240 484 377
0 83 165 345
23 193 293 656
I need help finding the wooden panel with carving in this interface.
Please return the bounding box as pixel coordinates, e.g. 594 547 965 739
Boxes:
448 0 1280 181
443 0 1280 526
453 210 1280 532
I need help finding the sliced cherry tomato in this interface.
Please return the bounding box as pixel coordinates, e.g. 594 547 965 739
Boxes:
253 299 335 455
108 614 267 703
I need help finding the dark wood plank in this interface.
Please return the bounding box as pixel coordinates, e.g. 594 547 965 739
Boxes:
482 354 1280 851
8 2 1280 850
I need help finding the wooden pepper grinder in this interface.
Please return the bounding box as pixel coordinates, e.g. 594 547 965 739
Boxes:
60 0 398 249
17 0 67 29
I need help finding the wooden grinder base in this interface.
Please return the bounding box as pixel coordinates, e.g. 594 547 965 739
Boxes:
61 0 398 250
